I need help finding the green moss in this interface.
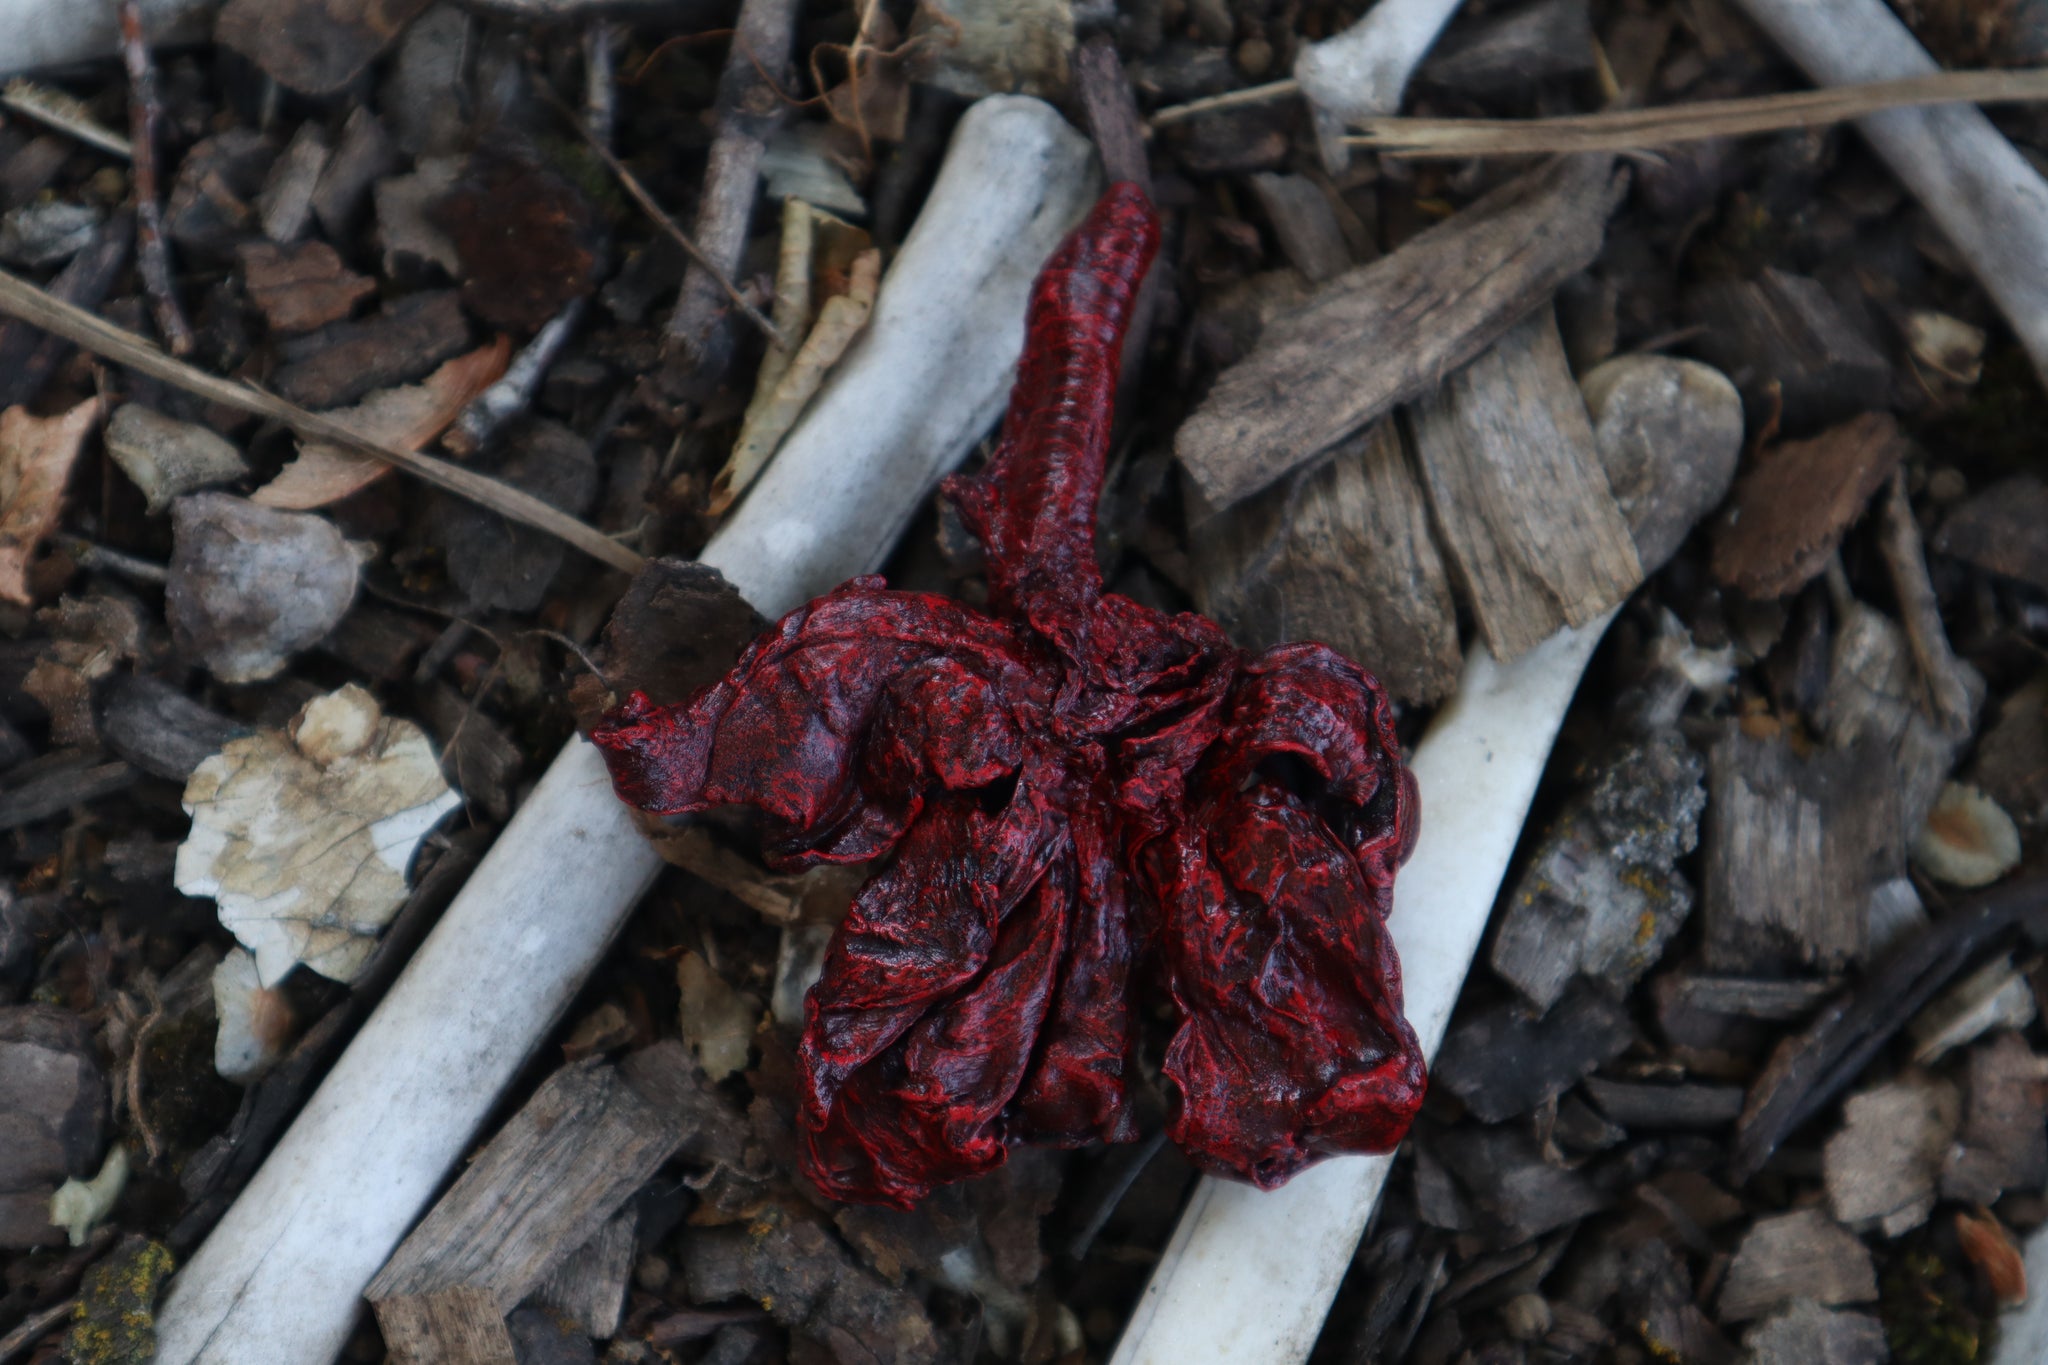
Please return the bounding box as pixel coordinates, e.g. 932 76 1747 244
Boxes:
66 1238 173 1365
1882 1250 1989 1365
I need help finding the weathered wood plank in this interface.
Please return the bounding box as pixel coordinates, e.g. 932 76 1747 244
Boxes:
1175 153 1626 508
1409 306 1643 661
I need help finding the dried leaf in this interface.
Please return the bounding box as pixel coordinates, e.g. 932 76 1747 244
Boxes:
23 594 147 746
1956 1207 2027 1304
253 337 511 510
712 247 881 513
0 398 100 605
176 685 462 987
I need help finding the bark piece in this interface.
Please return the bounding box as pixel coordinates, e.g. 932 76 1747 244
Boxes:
1717 1209 1877 1322
421 684 520 824
1410 306 1643 661
166 494 358 683
1822 1072 1958 1235
237 239 376 335
1489 728 1705 1012
1741 1300 1888 1365
1909 954 2036 1064
1434 1124 1607 1243
1581 1077 1744 1129
1711 413 1910 599
99 673 244 781
910 0 1073 99
1683 269 1891 429
1434 987 1636 1123
271 289 471 410
178 684 461 987
1937 475 2048 593
0 752 136 831
368 1043 706 1361
0 1005 107 1250
1701 726 1897 973
1579 354 1744 572
218 0 434 95
1190 421 1461 705
1940 1031 2048 1205
104 403 248 512
680 1209 940 1365
1177 154 1627 509
0 397 99 605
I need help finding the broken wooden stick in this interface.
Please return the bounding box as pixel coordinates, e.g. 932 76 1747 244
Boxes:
1176 153 1626 510
148 94 1097 1365
1351 67 2048 157
1732 0 2048 389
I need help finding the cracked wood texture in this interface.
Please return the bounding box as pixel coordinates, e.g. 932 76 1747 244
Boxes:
1408 306 1642 662
1175 153 1626 509
366 1042 700 1364
1191 421 1461 704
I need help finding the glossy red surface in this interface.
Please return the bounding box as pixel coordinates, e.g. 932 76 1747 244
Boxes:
592 183 1424 1208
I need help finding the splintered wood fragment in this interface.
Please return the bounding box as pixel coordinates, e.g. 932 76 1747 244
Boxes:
1711 412 1909 599
529 1207 635 1340
1246 173 1350 283
1409 306 1642 661
1877 469 1977 735
1176 153 1625 509
1191 421 1461 704
1702 725 1896 974
367 1043 698 1361
1352 68 2048 156
1076 37 1150 191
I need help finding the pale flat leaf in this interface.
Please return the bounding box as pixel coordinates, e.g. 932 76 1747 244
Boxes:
0 398 100 605
176 684 462 987
252 337 511 509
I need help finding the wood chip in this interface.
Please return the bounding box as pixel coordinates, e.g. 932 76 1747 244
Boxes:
1822 1071 1958 1235
1740 1299 1887 1365
1717 1208 1878 1322
1711 412 1910 599
217 0 435 95
1434 1124 1608 1243
271 289 472 410
1190 421 1461 704
1410 306 1642 661
527 1207 635 1340
1175 153 1626 508
1702 726 1897 973
367 1043 709 1358
1582 1077 1744 1129
1434 987 1636 1123
237 239 377 335
1937 474 2048 593
1941 1031 2048 1205
1684 268 1891 430
255 123 330 244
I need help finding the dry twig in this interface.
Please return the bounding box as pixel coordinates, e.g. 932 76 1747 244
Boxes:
1 79 132 157
1349 67 2048 156
0 1297 77 1365
0 266 644 574
117 0 191 356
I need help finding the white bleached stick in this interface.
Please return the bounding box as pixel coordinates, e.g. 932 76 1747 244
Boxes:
1732 0 2048 389
1110 611 1615 1365
1293 0 1469 171
150 95 1097 1365
0 0 214 77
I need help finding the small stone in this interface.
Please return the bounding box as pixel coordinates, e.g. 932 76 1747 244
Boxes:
1234 37 1274 78
105 405 249 513
1579 354 1744 574
166 494 359 684
1905 309 1985 386
1912 782 2022 887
